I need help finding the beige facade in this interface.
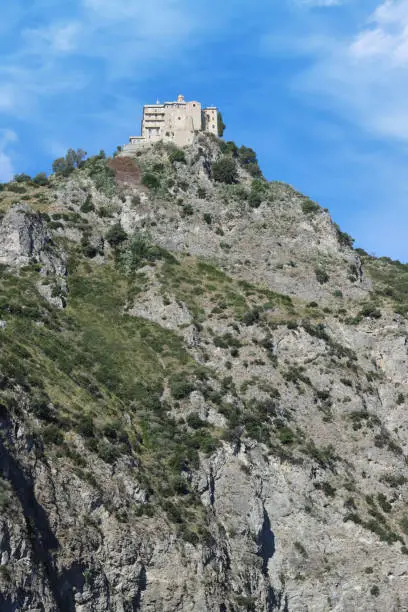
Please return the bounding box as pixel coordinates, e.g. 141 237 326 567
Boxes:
123 94 218 151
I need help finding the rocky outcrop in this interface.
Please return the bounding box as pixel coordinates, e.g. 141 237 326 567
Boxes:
0 204 64 273
0 204 67 307
0 136 407 611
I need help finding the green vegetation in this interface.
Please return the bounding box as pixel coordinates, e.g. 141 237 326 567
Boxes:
0 256 226 528
217 111 226 137
142 172 160 189
52 148 87 177
334 223 354 248
315 267 329 284
169 148 186 164
359 253 408 315
237 146 262 178
80 194 94 213
105 223 128 248
212 156 238 184
301 199 320 215
4 134 408 583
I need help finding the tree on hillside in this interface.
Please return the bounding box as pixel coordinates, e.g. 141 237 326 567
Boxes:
32 172 49 186
105 222 128 248
212 156 238 184
52 148 87 177
14 173 31 183
238 146 262 178
217 111 226 137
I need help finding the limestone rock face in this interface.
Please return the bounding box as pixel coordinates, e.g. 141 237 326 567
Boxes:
0 204 67 307
1 137 408 611
0 204 62 273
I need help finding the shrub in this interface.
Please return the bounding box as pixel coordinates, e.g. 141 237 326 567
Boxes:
142 173 160 189
42 424 64 446
85 157 116 196
181 204 193 217
348 263 359 282
14 173 31 183
80 194 94 213
242 308 260 326
98 206 113 218
397 393 405 405
169 374 195 399
186 412 206 429
197 187 207 199
302 199 320 214
7 183 26 193
32 172 49 186
287 320 298 330
370 586 379 597
98 440 120 464
400 515 408 535
77 414 95 438
31 393 53 421
212 157 238 184
238 146 262 177
82 242 98 258
217 111 226 137
278 426 295 445
169 149 186 164
213 333 242 349
248 191 262 208
334 223 354 248
315 267 329 284
377 493 392 513
381 474 407 488
203 213 212 225
105 223 128 248
314 481 336 498
219 141 238 157
359 304 381 319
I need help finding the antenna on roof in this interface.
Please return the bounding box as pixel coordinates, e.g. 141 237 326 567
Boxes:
156 98 160 104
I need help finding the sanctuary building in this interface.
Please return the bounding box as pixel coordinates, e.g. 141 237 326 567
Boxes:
123 95 218 151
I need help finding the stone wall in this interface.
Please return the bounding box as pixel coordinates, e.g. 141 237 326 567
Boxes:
123 95 218 151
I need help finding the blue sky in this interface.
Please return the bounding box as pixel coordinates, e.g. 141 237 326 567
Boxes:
1 0 408 259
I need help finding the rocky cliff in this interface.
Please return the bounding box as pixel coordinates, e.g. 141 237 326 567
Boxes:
0 135 407 611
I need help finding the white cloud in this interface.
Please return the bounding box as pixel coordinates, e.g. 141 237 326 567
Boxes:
286 1 408 142
0 152 14 182
23 22 82 54
351 0 408 64
0 0 206 119
0 130 17 182
296 0 343 5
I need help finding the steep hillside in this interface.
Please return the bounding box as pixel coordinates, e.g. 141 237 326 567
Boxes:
0 135 407 611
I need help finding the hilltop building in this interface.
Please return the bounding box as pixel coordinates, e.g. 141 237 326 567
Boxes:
123 94 218 151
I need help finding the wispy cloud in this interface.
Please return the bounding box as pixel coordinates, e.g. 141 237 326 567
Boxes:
294 0 344 6
0 0 204 121
0 130 17 181
351 0 408 64
286 1 408 142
